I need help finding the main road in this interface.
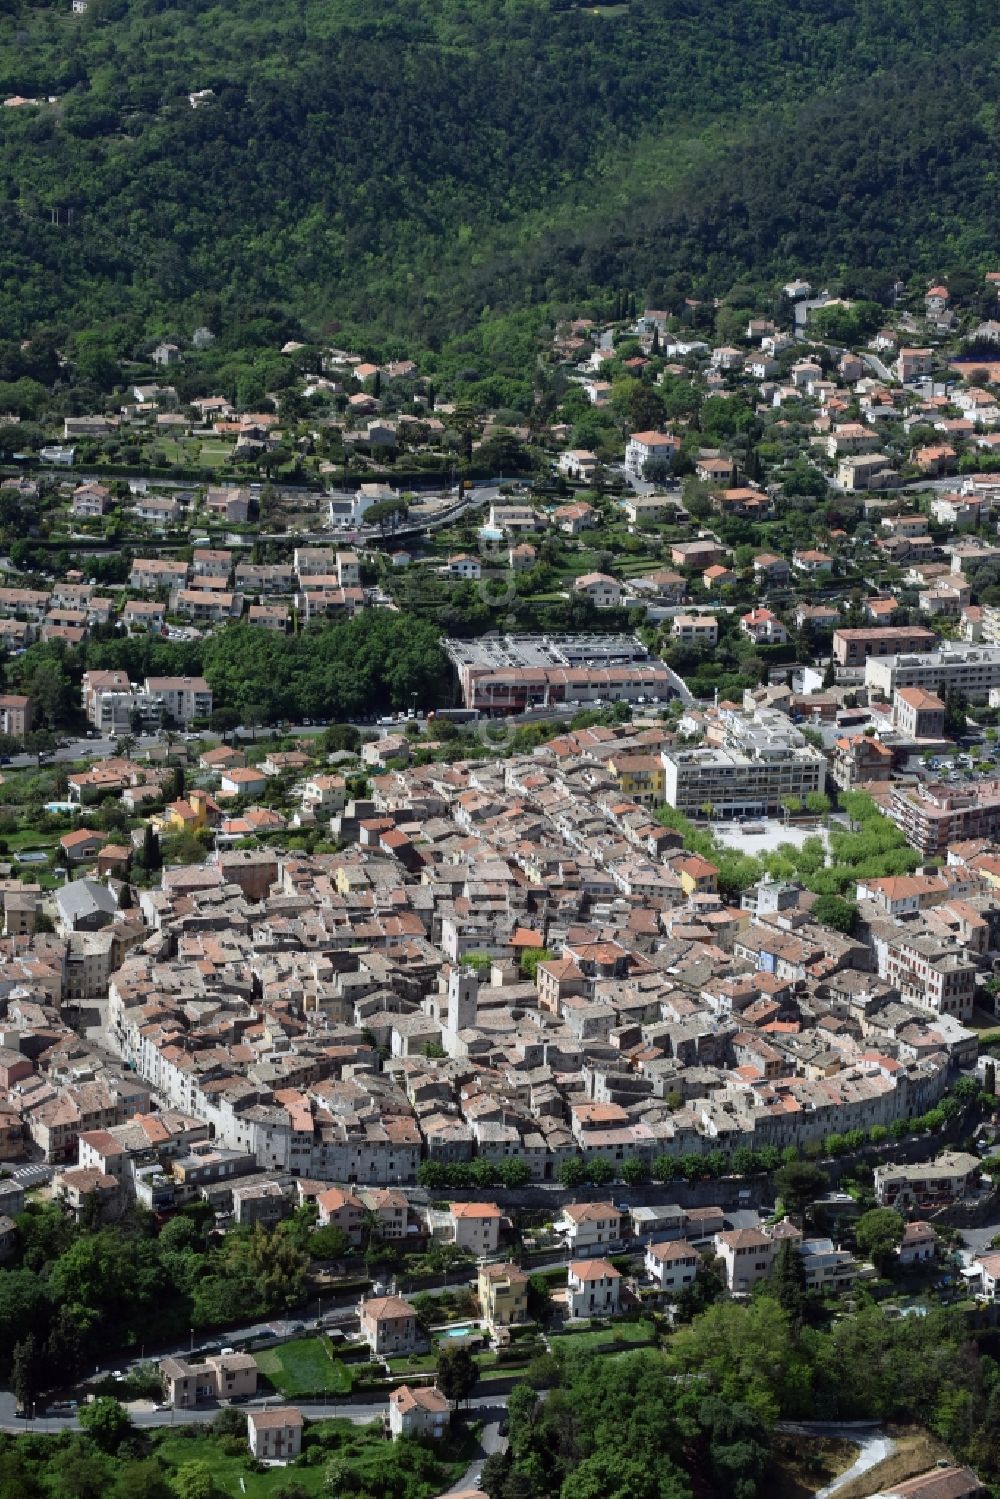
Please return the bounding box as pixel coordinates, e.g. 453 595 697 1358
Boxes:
0 1387 506 1435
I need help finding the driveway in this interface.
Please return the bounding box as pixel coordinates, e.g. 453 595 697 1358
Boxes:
444 1402 506 1493
778 1422 894 1499
957 1221 1000 1259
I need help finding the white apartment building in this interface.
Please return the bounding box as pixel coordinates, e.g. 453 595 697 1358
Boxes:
797 1238 859 1293
556 1202 622 1255
143 676 214 726
661 709 825 817
81 670 162 733
866 644 1000 704
624 430 680 479
336 551 361 587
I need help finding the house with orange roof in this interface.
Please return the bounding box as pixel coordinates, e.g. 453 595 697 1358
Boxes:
247 1408 302 1461
914 443 957 477
740 607 788 645
830 733 894 791
625 429 680 479
793 548 833 574
389 1385 451 1441
714 1228 776 1292
865 596 899 622
645 1238 701 1294
96 844 131 878
160 788 221 833
553 500 597 533
536 955 587 1014
670 853 718 897
892 686 946 739
199 745 246 772
555 1201 622 1254
316 1185 365 1244
218 807 286 842
567 1258 621 1317
573 572 622 609
855 872 949 918
898 1221 938 1267
752 552 790 586
219 766 268 799
59 828 102 865
358 1293 420 1355
446 1201 502 1254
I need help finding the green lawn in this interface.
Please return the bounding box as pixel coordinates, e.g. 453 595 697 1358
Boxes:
153 439 188 464
548 1317 658 1355
475 1362 529 1383
153 1421 458 1499
5 828 60 851
154 1434 321 1497
199 441 235 467
255 1337 354 1396
386 1351 438 1374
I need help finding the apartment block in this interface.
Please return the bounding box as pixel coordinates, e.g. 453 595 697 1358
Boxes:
81 670 162 734
661 709 825 817
671 614 718 647
837 453 895 491
833 626 937 669
0 694 32 737
144 676 214 726
878 930 976 1020
892 687 946 739
888 781 1000 855
624 430 680 479
866 645 1000 703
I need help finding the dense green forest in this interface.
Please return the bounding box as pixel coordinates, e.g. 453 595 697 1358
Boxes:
485 1302 1000 1499
3 612 452 727
0 1200 312 1395
0 0 998 356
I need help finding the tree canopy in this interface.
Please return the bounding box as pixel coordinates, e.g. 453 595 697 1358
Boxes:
0 0 997 350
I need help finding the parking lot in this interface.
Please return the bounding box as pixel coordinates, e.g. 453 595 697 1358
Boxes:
0 1162 52 1187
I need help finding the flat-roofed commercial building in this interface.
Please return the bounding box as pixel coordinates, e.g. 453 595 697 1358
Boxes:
445 634 675 716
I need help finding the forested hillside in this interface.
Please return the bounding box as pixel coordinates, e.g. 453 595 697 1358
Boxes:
0 0 998 347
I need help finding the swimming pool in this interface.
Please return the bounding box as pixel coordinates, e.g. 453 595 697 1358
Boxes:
437 1323 481 1340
